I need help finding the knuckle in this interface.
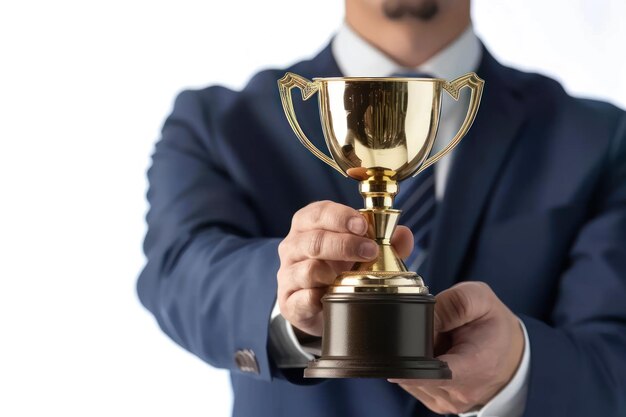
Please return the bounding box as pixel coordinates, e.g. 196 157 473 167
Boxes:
277 293 290 317
292 296 307 318
471 280 494 299
300 259 319 280
336 235 353 258
307 230 326 258
308 205 323 225
292 207 306 227
276 266 286 284
468 280 493 297
277 238 288 259
316 200 349 229
295 291 319 320
303 288 317 307
450 285 473 319
277 264 296 287
294 201 324 228
310 201 330 225
474 281 491 291
469 281 498 313
276 270 294 306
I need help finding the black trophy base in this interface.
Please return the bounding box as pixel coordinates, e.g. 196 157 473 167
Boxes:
304 292 451 379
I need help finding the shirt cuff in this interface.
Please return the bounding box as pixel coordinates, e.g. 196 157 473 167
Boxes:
268 299 315 368
459 318 530 417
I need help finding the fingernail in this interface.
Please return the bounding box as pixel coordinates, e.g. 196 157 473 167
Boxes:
358 241 378 259
348 216 367 235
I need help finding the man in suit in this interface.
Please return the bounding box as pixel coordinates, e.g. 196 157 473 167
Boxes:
137 0 626 416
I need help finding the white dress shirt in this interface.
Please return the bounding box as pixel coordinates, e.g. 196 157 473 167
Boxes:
269 23 530 417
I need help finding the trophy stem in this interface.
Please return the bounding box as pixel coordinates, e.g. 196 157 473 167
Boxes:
358 168 399 210
348 168 407 274
329 167 428 291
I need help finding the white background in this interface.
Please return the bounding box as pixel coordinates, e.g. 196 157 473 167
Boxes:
0 1 624 416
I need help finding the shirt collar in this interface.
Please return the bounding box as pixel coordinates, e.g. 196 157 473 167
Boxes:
331 23 482 79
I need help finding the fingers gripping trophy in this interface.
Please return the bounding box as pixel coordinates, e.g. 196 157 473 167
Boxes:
278 72 484 379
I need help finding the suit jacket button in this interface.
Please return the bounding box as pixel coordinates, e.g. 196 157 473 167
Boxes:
234 349 260 374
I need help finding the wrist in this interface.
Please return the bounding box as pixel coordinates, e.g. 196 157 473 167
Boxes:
477 313 525 406
460 318 530 417
504 316 526 383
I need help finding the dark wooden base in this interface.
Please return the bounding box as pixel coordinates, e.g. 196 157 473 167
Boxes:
304 293 451 379
304 357 451 379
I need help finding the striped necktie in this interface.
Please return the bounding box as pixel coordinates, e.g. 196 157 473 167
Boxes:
395 166 436 274
391 72 436 275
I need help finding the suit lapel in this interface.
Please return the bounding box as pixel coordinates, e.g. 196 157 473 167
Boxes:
427 49 527 294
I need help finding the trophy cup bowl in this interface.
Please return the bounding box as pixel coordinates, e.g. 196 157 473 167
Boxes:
278 73 484 379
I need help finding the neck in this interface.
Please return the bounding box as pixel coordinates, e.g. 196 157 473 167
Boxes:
345 0 471 68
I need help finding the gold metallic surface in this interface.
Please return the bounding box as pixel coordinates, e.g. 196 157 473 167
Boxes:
278 73 346 176
319 78 441 181
278 72 484 294
330 273 430 294
353 217 406 272
358 168 398 209
417 73 485 176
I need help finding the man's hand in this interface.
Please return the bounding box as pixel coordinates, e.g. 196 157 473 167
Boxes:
277 200 414 337
389 282 525 415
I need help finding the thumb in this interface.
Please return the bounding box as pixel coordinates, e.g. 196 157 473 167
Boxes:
390 225 414 260
434 281 495 332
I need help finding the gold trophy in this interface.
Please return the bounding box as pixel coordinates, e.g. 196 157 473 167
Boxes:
278 72 484 378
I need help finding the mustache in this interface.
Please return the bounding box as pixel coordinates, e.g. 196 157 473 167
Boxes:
383 1 440 20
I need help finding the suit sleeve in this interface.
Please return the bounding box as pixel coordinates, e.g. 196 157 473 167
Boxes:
519 113 626 416
137 89 280 381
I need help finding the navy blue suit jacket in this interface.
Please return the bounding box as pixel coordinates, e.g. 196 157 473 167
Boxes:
137 44 626 416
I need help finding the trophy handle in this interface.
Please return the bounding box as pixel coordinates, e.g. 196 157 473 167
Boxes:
413 72 485 176
278 72 346 176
